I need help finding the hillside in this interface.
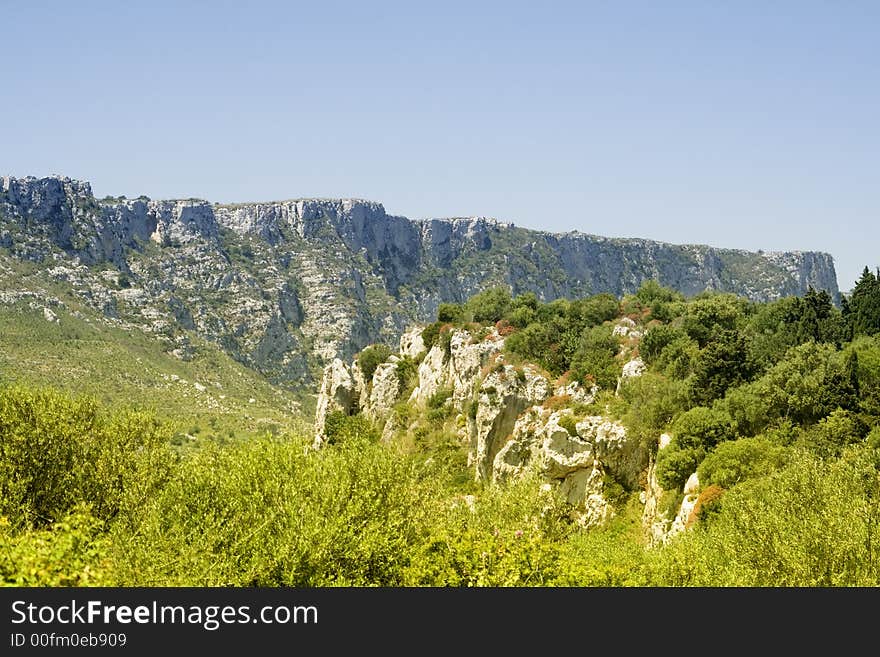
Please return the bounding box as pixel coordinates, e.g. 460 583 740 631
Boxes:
3 278 879 587
1 175 839 391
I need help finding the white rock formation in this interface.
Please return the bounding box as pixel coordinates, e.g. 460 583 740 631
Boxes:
470 363 551 480
553 380 598 405
398 327 426 359
668 472 701 539
616 357 646 393
409 328 503 408
313 358 358 447
492 407 640 528
366 357 401 421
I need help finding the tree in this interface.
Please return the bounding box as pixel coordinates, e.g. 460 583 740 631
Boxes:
845 267 880 338
466 287 512 324
690 329 753 405
437 303 464 323
569 325 619 390
672 406 736 451
698 437 787 488
357 344 392 381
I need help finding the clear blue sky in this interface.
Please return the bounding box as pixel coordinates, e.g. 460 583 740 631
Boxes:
2 1 877 291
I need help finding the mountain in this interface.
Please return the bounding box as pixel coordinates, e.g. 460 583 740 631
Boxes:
0 175 839 388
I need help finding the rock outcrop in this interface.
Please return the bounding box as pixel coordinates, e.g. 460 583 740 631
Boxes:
314 324 644 527
313 358 358 447
493 407 643 527
1 175 841 387
641 437 703 546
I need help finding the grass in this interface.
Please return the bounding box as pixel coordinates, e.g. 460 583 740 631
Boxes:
0 301 308 441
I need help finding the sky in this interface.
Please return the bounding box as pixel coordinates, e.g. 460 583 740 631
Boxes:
2 1 877 291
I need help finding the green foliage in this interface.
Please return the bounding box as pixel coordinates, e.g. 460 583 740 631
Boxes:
671 406 735 451
796 409 867 458
439 325 454 357
554 498 649 586
323 411 380 445
689 484 725 527
504 320 567 375
844 267 880 338
402 476 570 586
689 329 753 405
698 437 788 488
655 444 705 491
437 303 465 323
557 414 579 436
395 356 419 397
357 344 392 381
641 323 686 364
682 293 749 348
617 373 689 450
569 324 619 390
427 386 453 409
465 287 512 324
654 447 880 586
725 342 859 435
0 385 170 530
115 433 427 586
636 280 685 306
0 506 113 586
421 321 443 349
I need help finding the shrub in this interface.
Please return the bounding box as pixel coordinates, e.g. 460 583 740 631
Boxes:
698 436 788 489
427 387 453 410
323 411 380 445
556 414 579 436
570 325 619 390
114 434 428 586
421 321 443 350
0 385 170 530
437 303 464 323
0 506 113 586
357 344 392 381
686 484 725 528
655 444 704 490
654 447 880 586
466 287 512 325
402 475 569 586
671 406 735 452
395 356 419 397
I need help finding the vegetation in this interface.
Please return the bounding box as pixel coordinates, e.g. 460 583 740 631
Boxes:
3 271 880 587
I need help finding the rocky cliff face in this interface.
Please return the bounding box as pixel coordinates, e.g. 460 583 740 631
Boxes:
313 325 647 527
0 175 840 387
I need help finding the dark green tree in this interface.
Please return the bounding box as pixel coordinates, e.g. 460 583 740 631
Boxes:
690 329 753 405
844 267 880 338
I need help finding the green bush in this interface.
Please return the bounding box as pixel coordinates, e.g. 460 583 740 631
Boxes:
557 414 579 436
323 411 380 445
655 444 704 490
570 325 619 390
114 433 428 586
698 437 787 488
0 506 113 586
671 406 735 452
654 447 880 586
403 475 569 586
427 387 453 409
395 356 419 397
421 321 443 350
437 303 464 323
0 385 170 530
357 344 392 381
465 287 512 325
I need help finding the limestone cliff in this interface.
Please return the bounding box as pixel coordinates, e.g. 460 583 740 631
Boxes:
0 175 840 387
313 325 645 527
